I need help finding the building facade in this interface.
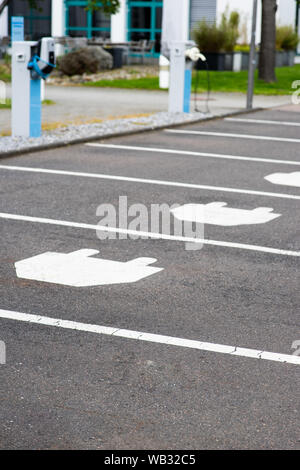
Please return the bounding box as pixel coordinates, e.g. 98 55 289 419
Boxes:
0 0 299 56
0 0 217 55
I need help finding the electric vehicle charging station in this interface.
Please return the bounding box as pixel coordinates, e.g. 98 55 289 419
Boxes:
161 0 206 114
11 38 56 138
168 42 205 113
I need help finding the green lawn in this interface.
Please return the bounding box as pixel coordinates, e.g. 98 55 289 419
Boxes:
0 65 11 83
84 64 300 96
84 76 160 90
0 99 10 109
2 63 299 95
0 99 55 109
0 71 11 82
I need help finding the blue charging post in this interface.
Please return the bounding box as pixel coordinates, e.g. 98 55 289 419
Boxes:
183 65 192 113
30 79 41 138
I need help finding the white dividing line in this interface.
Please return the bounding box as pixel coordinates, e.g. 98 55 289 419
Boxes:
0 308 299 365
225 117 300 127
0 164 299 201
0 212 299 257
165 129 300 144
85 143 300 166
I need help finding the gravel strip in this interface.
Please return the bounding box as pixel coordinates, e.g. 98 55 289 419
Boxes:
0 111 214 156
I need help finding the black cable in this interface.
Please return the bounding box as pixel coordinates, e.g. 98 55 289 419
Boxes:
193 59 211 114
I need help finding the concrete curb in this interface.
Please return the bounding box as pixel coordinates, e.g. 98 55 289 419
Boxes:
0 107 262 160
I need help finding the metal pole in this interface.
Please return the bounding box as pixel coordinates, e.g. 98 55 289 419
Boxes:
247 0 258 109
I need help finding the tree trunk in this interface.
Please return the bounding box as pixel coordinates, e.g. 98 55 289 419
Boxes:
258 0 277 82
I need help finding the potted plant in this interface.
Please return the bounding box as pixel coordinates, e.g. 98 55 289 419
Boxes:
192 20 227 70
234 44 255 71
276 25 299 66
192 10 240 71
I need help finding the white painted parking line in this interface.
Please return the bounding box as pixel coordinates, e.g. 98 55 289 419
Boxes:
0 164 299 200
85 143 300 166
0 308 299 365
0 212 299 257
165 129 300 144
225 117 300 127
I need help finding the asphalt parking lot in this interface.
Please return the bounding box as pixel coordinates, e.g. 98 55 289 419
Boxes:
0 105 299 449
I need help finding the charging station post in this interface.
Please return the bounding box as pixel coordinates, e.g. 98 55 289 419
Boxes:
167 42 206 113
12 41 41 137
168 42 186 113
161 0 205 114
11 38 56 138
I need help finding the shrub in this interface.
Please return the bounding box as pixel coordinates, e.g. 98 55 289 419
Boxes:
192 20 226 53
220 10 240 52
192 10 240 53
276 25 299 51
58 46 113 76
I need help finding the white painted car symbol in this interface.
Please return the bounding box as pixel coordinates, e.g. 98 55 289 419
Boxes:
15 249 163 287
171 202 281 226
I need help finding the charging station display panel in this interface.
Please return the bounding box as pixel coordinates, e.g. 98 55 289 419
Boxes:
11 16 24 42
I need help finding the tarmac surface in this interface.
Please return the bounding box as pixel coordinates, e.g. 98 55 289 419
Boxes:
2 84 292 133
0 104 299 449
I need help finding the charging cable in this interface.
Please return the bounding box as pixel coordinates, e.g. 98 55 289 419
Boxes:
28 55 56 80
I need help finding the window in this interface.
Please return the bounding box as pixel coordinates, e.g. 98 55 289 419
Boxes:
65 1 111 39
127 1 163 56
9 0 51 40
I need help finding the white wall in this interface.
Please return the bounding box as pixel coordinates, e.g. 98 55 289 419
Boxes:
51 0 65 56
162 0 190 47
111 0 190 44
111 0 127 42
0 5 8 38
51 0 65 37
277 0 296 26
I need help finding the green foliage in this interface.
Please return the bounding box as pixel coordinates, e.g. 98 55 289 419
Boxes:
84 76 160 89
86 0 120 15
192 9 240 53
3 53 11 65
27 0 41 10
192 20 226 53
220 9 240 52
0 62 11 82
276 25 299 51
24 0 120 15
234 44 250 52
0 99 11 109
